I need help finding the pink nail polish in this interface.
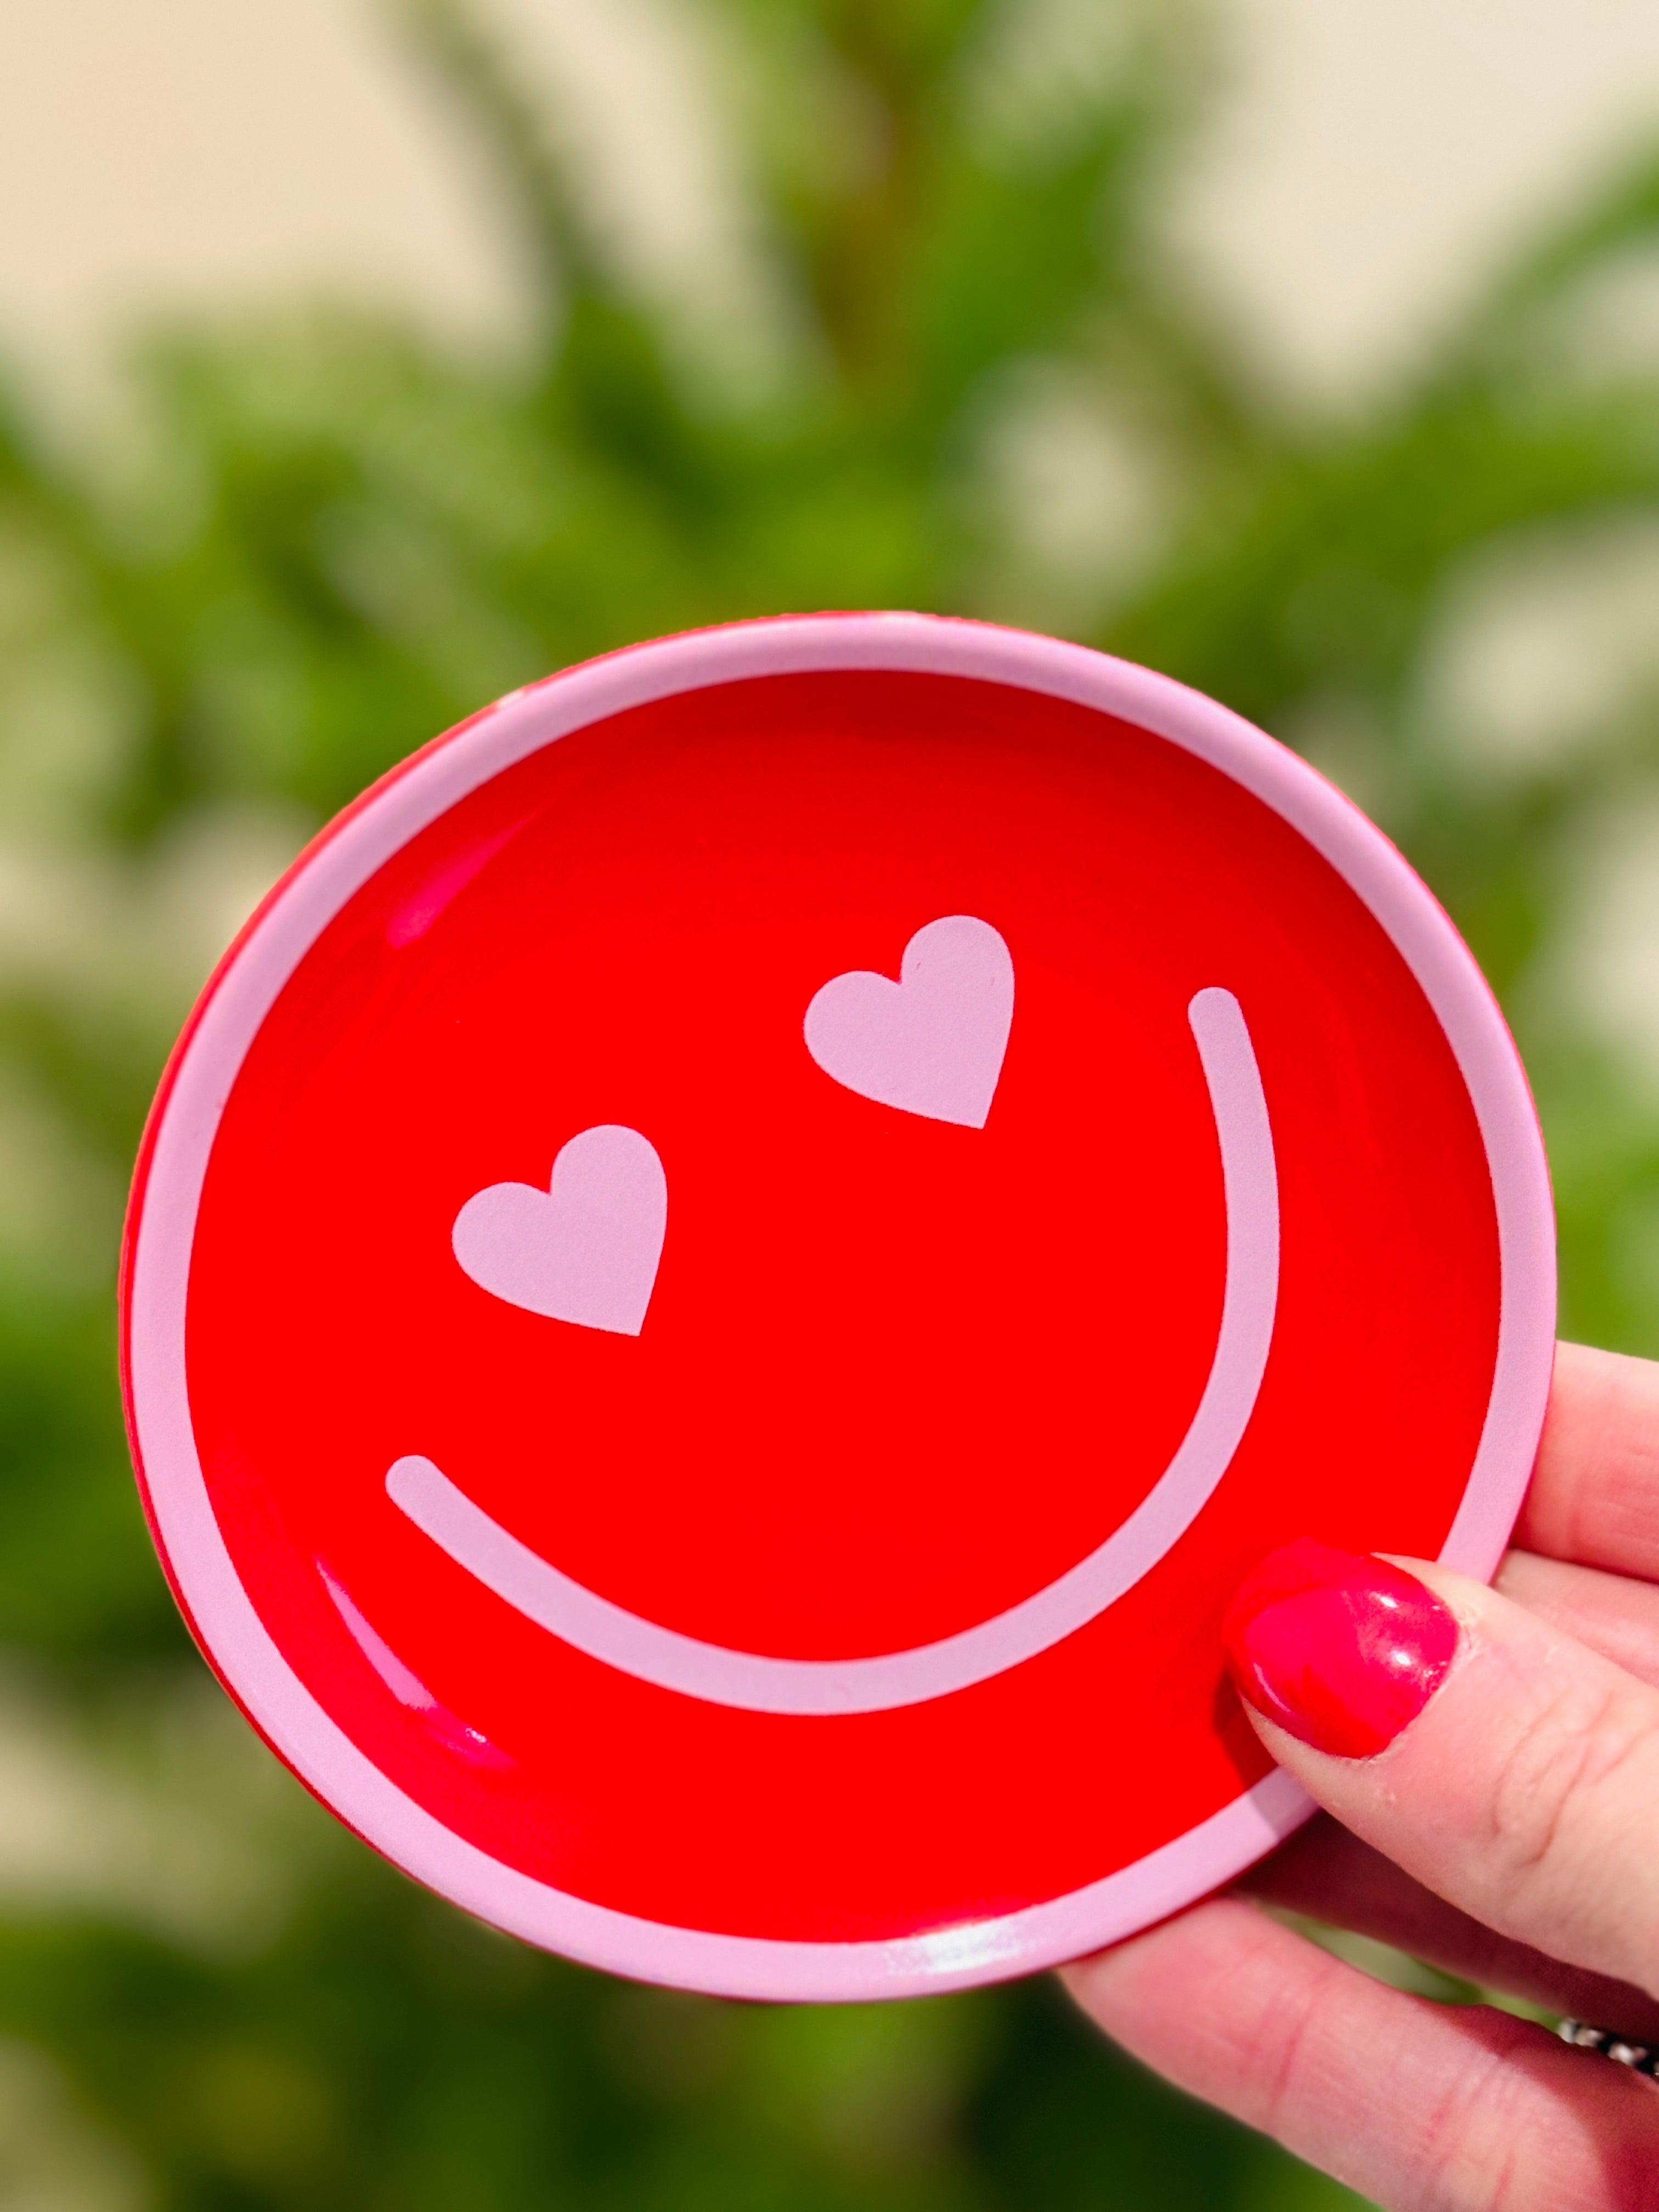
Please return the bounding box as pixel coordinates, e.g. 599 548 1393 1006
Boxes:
1223 1538 1459 1759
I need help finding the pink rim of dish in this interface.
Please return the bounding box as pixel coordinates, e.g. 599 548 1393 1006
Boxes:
119 613 1557 2001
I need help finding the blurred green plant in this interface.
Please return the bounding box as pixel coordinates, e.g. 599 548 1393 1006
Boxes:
0 0 1655 2203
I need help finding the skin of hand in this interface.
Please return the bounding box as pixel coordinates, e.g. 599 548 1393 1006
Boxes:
1063 1342 1659 2212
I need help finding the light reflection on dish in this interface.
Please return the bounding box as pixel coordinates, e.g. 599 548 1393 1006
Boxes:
319 1563 512 1768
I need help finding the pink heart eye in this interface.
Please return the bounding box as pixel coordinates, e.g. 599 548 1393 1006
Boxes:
451 1123 667 1336
805 915 1015 1129
450 915 1013 1338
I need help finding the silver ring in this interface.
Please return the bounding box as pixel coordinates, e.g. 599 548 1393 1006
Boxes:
1559 2020 1659 2078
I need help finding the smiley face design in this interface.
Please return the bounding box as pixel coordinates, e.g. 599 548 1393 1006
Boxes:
123 616 1553 1999
388 924 1278 1716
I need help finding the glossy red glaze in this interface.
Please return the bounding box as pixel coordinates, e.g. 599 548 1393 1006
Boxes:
122 619 1556 1995
171 667 1502 1939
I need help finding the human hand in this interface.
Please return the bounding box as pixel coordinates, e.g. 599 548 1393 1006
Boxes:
1065 1341 1659 2211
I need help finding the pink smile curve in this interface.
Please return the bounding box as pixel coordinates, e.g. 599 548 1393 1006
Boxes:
387 987 1278 1714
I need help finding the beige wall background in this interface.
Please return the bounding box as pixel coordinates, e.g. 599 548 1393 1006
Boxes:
2 0 1658 406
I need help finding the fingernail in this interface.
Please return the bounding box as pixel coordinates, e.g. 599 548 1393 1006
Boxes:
1223 1539 1459 1758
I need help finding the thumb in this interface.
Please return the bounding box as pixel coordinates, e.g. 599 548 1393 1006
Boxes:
1224 1540 1659 1999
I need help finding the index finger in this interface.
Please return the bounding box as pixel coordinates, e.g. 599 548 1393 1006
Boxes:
1514 1342 1659 1582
